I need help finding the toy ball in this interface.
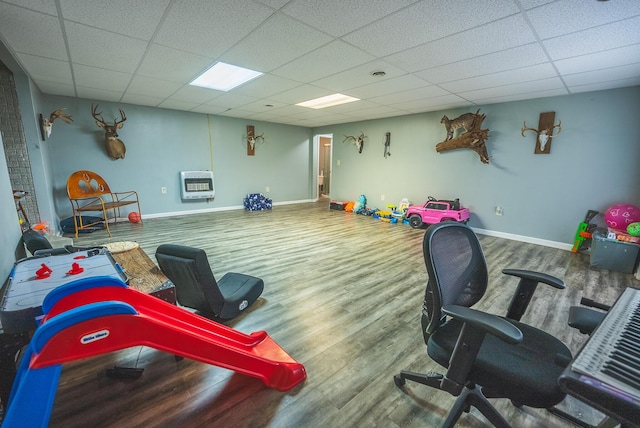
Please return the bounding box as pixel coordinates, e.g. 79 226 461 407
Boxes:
627 222 640 237
604 204 640 231
128 212 141 223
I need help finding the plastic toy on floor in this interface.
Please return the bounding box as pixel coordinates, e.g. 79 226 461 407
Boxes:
353 195 367 214
244 193 272 211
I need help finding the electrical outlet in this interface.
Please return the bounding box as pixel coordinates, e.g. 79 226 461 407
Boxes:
161 187 167 194
266 186 270 193
337 159 341 166
495 206 503 216
381 194 385 201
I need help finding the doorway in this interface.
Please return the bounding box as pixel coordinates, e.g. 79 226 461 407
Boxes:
317 134 332 198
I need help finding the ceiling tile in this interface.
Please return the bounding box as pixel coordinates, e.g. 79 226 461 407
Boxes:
120 92 165 106
168 85 222 103
526 0 640 40
311 60 408 92
36 80 76 97
281 0 417 37
347 74 433 99
2 0 639 128
416 43 549 84
568 77 640 94
343 0 520 57
16 53 72 84
65 21 147 73
154 0 274 58
459 77 567 101
189 104 230 115
75 85 123 102
236 100 288 113
269 84 333 104
386 15 537 72
204 93 258 109
126 75 182 98
439 64 558 93
73 64 132 92
554 44 640 75
397 95 471 113
59 0 170 40
369 86 451 105
232 74 303 98
3 0 57 13
272 40 374 82
562 63 640 87
157 99 202 111
543 15 640 60
137 44 213 83
0 3 67 60
220 13 333 72
470 87 568 105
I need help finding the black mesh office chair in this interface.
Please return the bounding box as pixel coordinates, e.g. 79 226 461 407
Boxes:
155 244 264 320
394 222 572 428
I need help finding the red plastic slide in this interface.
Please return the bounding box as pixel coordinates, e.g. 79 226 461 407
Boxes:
39 285 306 391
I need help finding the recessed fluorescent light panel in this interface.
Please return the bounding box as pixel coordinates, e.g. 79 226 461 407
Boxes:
190 62 263 91
296 93 360 109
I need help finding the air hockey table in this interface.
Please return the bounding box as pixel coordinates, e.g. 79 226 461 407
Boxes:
0 247 127 334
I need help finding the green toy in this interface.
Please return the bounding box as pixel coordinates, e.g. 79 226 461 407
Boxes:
627 222 640 237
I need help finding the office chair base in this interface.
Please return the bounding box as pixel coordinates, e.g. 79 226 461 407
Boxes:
395 371 511 428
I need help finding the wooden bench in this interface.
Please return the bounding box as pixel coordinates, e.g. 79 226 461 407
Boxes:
66 170 142 237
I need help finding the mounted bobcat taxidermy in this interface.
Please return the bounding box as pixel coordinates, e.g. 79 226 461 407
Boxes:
91 103 127 159
440 109 480 141
436 109 490 164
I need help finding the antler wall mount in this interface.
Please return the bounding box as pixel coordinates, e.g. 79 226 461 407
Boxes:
521 112 562 154
246 125 265 156
343 131 366 154
39 108 73 140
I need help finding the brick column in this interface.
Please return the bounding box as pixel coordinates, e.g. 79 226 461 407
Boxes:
0 60 39 227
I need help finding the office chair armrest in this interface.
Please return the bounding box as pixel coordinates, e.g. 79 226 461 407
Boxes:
440 305 523 395
442 305 523 344
502 268 565 322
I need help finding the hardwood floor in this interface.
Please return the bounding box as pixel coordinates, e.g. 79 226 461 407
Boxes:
35 200 638 427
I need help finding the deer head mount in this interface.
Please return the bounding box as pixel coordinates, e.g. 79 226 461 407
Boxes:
91 103 127 159
39 108 73 140
343 132 366 154
521 112 562 154
248 133 265 150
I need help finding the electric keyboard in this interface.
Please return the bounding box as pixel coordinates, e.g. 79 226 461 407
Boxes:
559 287 640 428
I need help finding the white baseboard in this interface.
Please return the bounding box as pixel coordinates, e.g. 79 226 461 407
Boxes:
142 199 316 219
472 227 572 251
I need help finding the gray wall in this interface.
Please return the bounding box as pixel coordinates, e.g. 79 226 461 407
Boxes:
315 86 640 246
38 97 314 221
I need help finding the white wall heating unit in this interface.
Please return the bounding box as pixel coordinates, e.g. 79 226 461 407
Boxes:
180 171 215 200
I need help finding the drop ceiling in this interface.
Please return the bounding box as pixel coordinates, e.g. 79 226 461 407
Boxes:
1 0 639 127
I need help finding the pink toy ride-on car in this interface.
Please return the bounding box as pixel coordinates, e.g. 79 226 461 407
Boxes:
405 196 470 229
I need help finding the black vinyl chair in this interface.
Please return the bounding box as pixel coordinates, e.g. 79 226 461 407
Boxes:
155 244 264 320
22 229 53 255
394 222 572 428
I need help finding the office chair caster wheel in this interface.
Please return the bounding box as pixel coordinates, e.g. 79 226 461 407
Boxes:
394 374 405 388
